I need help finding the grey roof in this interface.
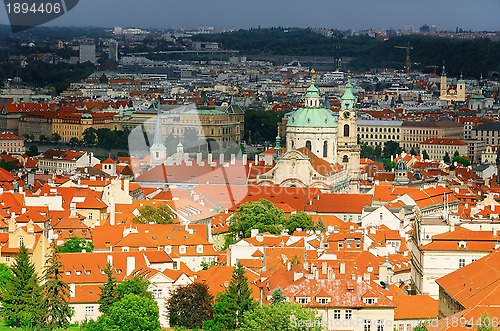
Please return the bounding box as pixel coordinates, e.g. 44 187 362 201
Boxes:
402 120 461 128
472 122 500 132
357 120 403 127
472 163 494 172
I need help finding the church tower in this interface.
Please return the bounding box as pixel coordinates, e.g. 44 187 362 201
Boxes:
337 78 360 193
149 102 167 168
440 63 448 99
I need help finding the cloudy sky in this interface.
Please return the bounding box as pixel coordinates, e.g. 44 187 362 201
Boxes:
1 0 499 31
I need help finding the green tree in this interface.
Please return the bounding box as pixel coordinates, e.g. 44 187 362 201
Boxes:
316 217 326 232
228 199 285 241
26 145 39 157
166 283 214 329
0 244 44 329
51 132 62 143
374 144 382 158
270 288 286 304
409 147 418 156
39 134 48 142
83 127 97 145
69 137 80 145
477 314 495 331
132 205 175 224
443 151 451 164
59 236 94 253
239 302 321 331
360 144 375 159
284 212 315 234
203 262 256 330
115 276 152 300
0 159 18 171
42 242 72 329
422 150 430 160
382 158 397 170
413 323 427 331
453 155 471 167
86 294 160 331
98 262 117 314
453 150 460 158
382 141 402 158
0 263 12 288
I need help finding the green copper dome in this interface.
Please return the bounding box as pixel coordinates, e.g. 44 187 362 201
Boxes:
287 107 337 128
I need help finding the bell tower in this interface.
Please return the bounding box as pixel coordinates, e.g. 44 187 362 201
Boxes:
149 101 167 168
337 78 360 193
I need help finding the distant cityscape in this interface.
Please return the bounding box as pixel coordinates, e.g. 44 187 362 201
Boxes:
0 19 499 331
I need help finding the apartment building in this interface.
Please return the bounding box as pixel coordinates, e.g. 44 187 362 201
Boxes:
357 120 403 147
401 120 463 152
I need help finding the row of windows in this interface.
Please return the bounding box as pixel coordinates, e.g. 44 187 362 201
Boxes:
359 134 399 140
405 129 439 135
358 127 400 133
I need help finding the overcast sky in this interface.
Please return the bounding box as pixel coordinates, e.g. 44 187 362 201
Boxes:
1 0 499 31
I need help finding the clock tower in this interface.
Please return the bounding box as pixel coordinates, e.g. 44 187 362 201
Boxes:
337 78 360 193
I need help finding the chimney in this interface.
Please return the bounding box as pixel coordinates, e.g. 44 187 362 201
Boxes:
27 220 34 234
251 229 259 237
69 284 75 298
8 218 16 233
322 261 327 275
21 207 26 214
287 261 291 271
196 152 202 166
254 154 259 165
230 154 236 165
123 179 129 194
107 255 113 266
242 154 247 166
363 273 371 283
126 256 135 276
357 275 362 285
340 262 346 274
494 228 498 237
70 202 77 218
219 153 225 165
109 196 116 226
327 267 334 280
208 153 213 165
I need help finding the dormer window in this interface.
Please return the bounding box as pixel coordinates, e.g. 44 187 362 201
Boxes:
66 271 71 276
296 297 309 304
317 297 329 304
75 271 81 276
458 241 467 249
179 246 186 254
364 298 377 304
85 270 91 276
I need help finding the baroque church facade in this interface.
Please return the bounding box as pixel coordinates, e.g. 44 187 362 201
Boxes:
253 80 361 193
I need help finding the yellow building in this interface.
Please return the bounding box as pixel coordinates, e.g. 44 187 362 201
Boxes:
439 66 466 102
116 104 244 148
401 120 463 152
52 112 115 142
0 132 25 154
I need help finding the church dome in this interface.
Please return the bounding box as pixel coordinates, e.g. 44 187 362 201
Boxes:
287 108 337 128
287 82 337 128
395 160 408 171
81 113 93 119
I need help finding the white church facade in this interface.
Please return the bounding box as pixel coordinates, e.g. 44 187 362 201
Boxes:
252 79 361 193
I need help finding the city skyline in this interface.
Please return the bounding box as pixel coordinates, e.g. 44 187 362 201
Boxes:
1 0 499 32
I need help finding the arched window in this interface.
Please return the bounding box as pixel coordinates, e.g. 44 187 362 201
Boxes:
344 124 350 137
306 140 312 151
342 155 349 163
323 141 328 157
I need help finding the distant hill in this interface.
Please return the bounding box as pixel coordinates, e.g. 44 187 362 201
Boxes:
192 28 500 79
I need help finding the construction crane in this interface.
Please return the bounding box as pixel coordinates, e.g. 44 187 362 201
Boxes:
394 43 413 74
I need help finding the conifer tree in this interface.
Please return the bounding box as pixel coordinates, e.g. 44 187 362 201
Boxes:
42 242 72 329
98 262 117 314
225 262 256 329
0 243 44 328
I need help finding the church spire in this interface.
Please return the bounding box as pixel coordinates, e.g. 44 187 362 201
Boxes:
152 100 163 146
149 100 167 168
341 77 356 110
